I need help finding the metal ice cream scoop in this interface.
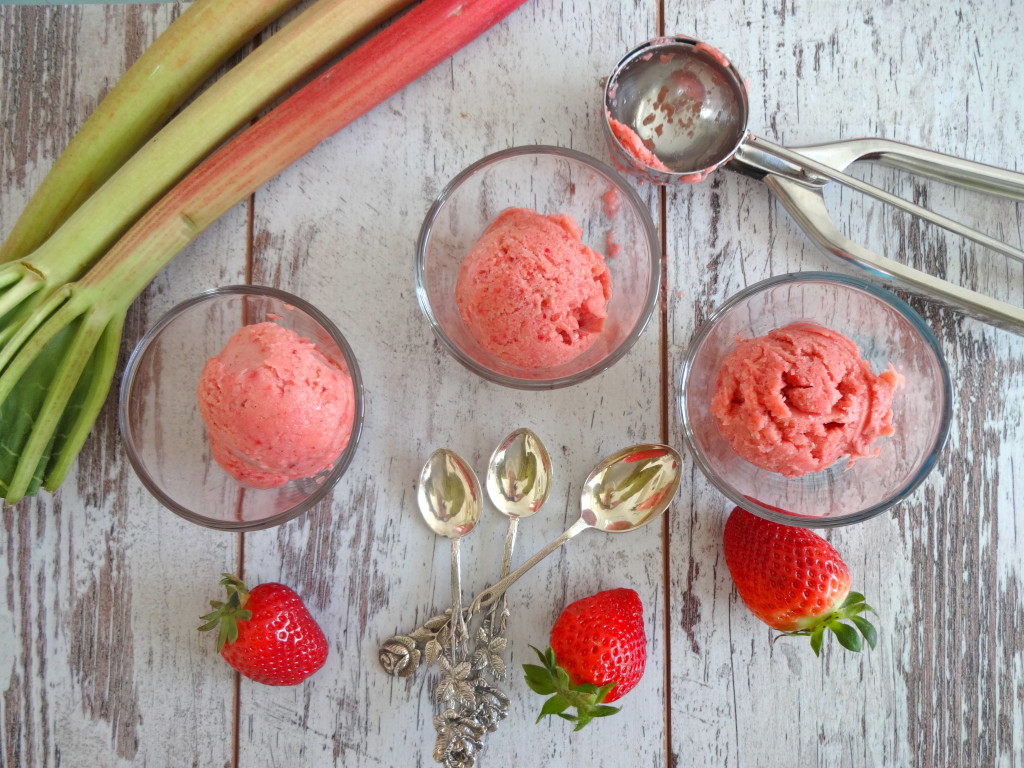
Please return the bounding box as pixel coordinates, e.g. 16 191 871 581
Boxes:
604 35 1024 334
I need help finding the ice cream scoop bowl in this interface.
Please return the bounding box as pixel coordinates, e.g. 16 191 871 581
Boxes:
605 35 1024 333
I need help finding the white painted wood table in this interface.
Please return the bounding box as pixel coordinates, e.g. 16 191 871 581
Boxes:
2 0 1023 766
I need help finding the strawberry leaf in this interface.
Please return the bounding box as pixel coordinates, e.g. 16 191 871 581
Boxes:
523 664 555 694
828 620 862 652
198 574 253 651
840 591 865 608
538 696 570 719
850 615 878 649
809 625 825 657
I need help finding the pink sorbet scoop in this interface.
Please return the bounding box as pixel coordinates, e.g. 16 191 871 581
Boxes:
455 207 612 369
710 322 902 478
197 322 355 489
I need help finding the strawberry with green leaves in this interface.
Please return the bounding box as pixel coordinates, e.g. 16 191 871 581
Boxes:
199 573 328 685
723 506 877 655
523 587 646 730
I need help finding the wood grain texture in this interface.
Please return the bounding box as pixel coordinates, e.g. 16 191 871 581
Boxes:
1 0 1022 766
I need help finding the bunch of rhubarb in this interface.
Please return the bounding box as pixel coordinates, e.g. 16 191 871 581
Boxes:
0 0 528 505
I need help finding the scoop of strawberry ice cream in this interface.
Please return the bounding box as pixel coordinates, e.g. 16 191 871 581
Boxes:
197 322 355 489
608 116 672 172
455 207 612 369
710 322 902 477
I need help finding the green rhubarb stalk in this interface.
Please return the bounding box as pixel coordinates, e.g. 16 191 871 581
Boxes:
0 0 302 264
0 0 529 504
0 0 417 337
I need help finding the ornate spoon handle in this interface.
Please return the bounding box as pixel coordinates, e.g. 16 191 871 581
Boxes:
486 517 518 630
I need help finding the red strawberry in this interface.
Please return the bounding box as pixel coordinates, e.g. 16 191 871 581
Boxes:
523 588 646 730
199 573 328 685
723 506 877 655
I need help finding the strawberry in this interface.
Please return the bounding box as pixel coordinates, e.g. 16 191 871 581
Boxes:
723 506 877 655
522 588 646 730
199 573 328 685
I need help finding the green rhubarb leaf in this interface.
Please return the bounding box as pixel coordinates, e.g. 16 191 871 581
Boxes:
44 313 124 491
0 323 77 501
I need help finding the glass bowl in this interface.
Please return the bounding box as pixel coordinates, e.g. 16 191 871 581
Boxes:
679 271 952 527
119 285 364 531
415 146 661 389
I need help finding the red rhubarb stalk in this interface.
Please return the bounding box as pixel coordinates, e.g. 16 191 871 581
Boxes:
71 0 530 298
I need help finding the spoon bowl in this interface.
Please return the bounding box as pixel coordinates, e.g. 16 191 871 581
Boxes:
486 427 552 520
580 444 683 531
418 448 481 539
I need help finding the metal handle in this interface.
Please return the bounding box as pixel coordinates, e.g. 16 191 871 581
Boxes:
468 517 588 614
378 517 590 678
793 137 1024 200
765 173 1024 334
733 135 1024 266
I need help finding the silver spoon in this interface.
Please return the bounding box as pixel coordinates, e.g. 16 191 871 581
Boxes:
417 448 481 661
603 34 1024 333
486 427 551 593
379 443 681 678
479 428 551 669
468 443 681 615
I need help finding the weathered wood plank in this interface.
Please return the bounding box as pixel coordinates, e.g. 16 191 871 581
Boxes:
239 0 665 764
1 4 247 767
664 2 1024 766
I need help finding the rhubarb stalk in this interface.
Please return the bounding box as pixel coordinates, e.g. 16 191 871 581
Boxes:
0 0 528 504
0 0 416 341
0 0 302 264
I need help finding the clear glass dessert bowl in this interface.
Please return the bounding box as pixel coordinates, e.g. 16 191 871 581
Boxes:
415 145 661 389
119 285 364 531
679 271 952 527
